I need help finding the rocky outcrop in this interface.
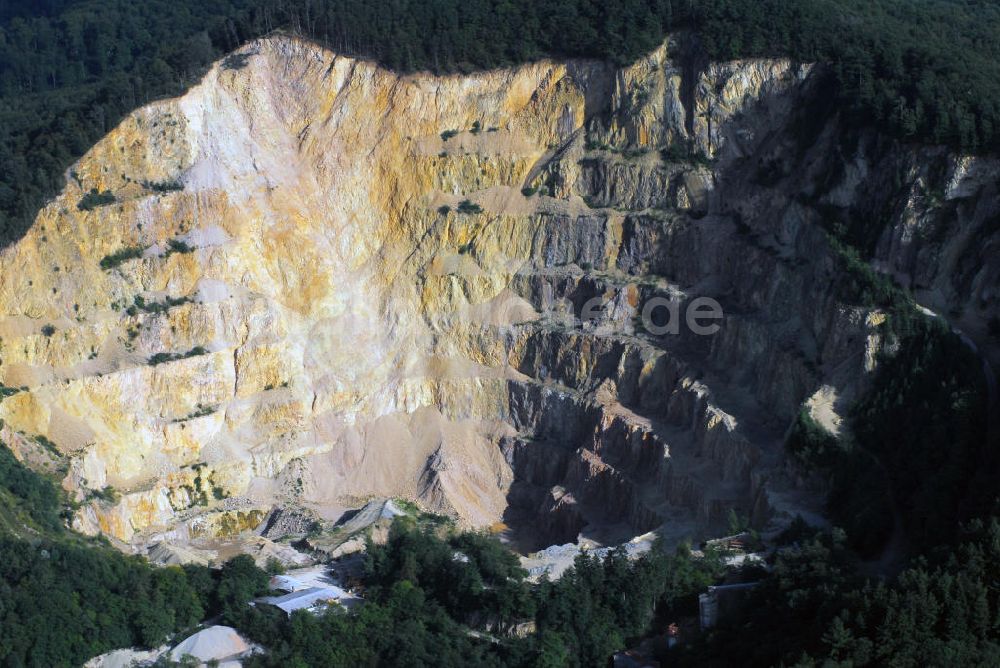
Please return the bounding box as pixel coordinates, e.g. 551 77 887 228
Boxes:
0 34 995 555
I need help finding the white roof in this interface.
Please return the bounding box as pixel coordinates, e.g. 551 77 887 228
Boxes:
258 586 344 614
170 625 253 663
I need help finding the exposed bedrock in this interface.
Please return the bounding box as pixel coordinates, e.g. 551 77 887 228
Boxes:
0 33 996 556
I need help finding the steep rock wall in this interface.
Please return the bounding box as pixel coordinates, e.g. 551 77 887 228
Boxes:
0 35 995 554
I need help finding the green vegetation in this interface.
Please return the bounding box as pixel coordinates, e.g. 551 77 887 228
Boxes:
392 497 421 514
691 0 1000 151
40 324 55 337
143 179 184 193
148 346 208 366
783 311 994 559
222 52 255 71
0 441 271 666
179 462 229 509
264 556 285 575
0 443 62 532
238 516 724 667
76 188 116 211
825 232 908 309
129 293 192 316
33 434 61 459
176 403 217 422
440 129 459 141
0 384 22 400
989 316 1000 339
100 245 146 270
165 238 194 255
520 186 536 197
457 199 483 215
659 140 713 167
843 319 993 553
675 521 1000 666
4 0 1000 250
87 485 120 504
786 407 842 470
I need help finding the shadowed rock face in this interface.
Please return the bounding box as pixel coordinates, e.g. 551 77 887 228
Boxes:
0 35 996 554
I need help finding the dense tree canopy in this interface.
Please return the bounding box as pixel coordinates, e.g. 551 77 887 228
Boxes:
238 513 1000 666
0 442 270 667
676 520 1000 666
238 517 726 667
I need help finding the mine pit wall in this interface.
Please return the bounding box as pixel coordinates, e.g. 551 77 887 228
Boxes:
495 321 750 497
493 44 1000 543
176 53 835 545
430 118 995 544
114 53 857 544
493 350 763 544
2 33 996 552
437 50 936 542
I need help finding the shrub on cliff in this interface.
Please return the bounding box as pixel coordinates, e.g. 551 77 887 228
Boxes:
148 346 207 366
100 245 146 270
165 237 194 255
142 179 184 193
76 188 116 211
133 293 192 314
457 200 483 214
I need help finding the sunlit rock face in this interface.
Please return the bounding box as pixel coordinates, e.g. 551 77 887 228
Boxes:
1 35 996 553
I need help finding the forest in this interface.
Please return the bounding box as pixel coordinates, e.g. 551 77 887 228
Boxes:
1 1 1000 665
235 515 727 667
5 427 1000 666
229 511 1000 667
674 519 1000 666
3 0 1000 249
0 443 272 666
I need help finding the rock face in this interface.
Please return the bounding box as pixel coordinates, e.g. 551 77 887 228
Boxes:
0 35 996 553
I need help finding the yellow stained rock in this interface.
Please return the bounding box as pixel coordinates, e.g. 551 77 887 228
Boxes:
0 35 799 547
